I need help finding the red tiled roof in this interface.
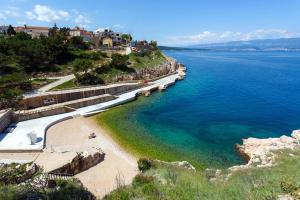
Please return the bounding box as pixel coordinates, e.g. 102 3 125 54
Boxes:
14 26 49 31
25 26 49 30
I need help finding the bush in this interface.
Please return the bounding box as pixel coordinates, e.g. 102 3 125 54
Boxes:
110 54 129 69
133 174 154 187
73 59 94 74
280 178 298 194
76 72 104 85
137 158 152 172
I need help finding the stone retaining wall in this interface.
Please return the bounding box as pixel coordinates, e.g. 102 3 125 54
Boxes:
21 84 141 110
0 110 13 133
15 94 116 122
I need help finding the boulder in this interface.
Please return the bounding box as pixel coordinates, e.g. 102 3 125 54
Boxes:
50 148 105 175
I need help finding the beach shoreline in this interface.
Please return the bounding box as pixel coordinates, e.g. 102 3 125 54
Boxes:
0 116 139 198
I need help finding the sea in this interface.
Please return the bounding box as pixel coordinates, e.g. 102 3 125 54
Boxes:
107 50 300 168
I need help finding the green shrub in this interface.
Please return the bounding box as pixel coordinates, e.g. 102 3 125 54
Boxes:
280 178 298 194
133 174 154 187
137 158 152 172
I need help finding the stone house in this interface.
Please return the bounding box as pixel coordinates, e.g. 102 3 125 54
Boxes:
130 40 153 52
15 25 49 38
102 36 113 47
0 25 8 34
94 28 126 47
70 27 93 42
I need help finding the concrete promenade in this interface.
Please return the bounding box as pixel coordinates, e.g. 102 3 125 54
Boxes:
0 73 180 151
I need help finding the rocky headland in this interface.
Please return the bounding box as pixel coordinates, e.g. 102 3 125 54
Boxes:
110 57 183 82
231 130 300 171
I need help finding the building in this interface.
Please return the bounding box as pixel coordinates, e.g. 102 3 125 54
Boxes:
102 36 113 47
70 27 93 42
94 28 125 47
15 25 49 38
0 25 8 34
130 40 153 52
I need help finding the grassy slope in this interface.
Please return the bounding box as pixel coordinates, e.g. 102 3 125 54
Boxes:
128 50 166 69
50 79 77 90
30 78 58 89
106 150 300 200
52 50 167 89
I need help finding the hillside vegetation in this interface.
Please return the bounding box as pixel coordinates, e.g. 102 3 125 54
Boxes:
105 150 300 200
0 28 165 108
0 162 94 200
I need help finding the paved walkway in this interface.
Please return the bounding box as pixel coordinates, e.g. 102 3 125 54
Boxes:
38 74 75 93
0 74 180 151
25 74 75 96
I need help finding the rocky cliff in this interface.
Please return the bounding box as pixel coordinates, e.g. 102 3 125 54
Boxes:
111 57 183 82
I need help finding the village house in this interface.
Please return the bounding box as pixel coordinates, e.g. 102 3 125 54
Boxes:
0 25 8 34
94 29 126 47
14 25 49 38
69 27 93 42
130 40 154 52
102 36 113 47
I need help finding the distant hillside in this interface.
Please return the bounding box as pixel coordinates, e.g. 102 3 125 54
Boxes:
189 37 300 51
158 46 207 51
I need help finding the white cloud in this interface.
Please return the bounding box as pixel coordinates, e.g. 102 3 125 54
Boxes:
75 14 90 24
25 11 35 20
26 5 70 22
112 24 124 29
17 21 27 25
165 29 300 46
4 6 21 17
0 13 6 20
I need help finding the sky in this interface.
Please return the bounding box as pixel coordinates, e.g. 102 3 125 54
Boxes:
0 0 300 46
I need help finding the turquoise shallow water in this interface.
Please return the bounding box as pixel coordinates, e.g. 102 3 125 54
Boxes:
114 50 300 168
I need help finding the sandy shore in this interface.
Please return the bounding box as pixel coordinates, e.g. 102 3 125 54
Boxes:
0 116 138 198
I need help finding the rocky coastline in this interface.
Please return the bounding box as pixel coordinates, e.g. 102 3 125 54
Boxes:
231 130 300 171
110 57 183 82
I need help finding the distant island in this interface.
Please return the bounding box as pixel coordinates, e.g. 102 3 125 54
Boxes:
160 37 300 51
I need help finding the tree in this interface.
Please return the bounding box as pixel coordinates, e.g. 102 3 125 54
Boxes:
73 59 94 74
7 25 16 36
150 40 158 49
110 54 129 69
58 27 70 37
48 23 58 37
68 36 89 49
122 34 133 44
15 32 31 40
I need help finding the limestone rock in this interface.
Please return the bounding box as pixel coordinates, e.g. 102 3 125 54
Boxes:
278 194 294 200
292 130 300 140
232 130 300 171
50 148 105 175
172 161 196 171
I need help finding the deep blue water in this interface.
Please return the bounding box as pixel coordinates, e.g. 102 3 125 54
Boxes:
124 51 300 167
